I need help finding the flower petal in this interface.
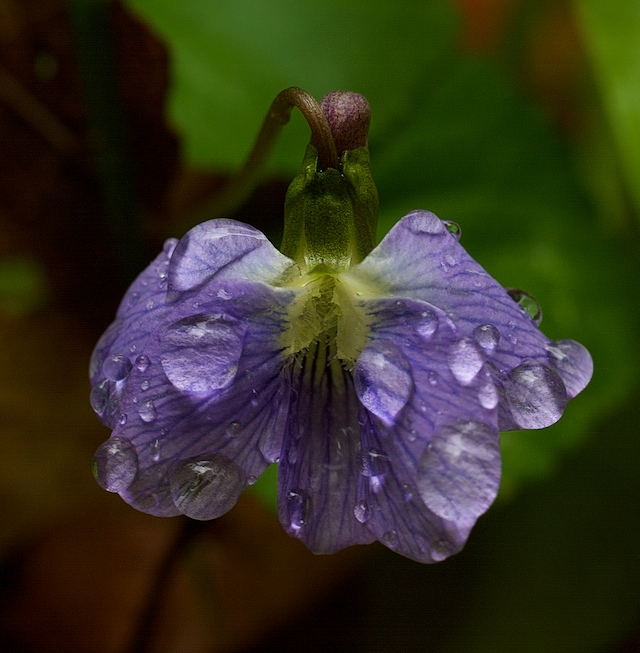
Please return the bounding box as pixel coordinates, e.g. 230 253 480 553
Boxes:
352 296 501 562
92 279 295 518
345 210 590 431
167 219 296 298
277 339 376 553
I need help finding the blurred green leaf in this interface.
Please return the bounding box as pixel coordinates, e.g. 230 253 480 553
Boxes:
124 0 456 171
123 0 640 492
574 0 640 219
0 256 50 316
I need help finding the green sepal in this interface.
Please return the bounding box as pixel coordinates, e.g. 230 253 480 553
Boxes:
281 144 379 272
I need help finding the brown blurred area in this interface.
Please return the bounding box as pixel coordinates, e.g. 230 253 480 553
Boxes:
0 1 363 651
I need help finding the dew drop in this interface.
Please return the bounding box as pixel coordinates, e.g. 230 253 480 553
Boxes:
545 339 593 398
404 211 445 235
444 253 457 267
92 436 138 493
247 475 257 486
478 381 499 410
102 354 132 382
507 289 542 326
402 484 414 502
474 324 500 351
354 343 414 425
170 455 244 520
504 362 567 428
140 380 150 391
89 380 110 416
392 300 406 315
415 310 438 340
160 313 244 394
381 530 399 549
250 389 259 408
135 354 150 372
418 420 500 521
354 500 371 523
138 399 157 423
442 220 462 240
146 298 155 311
226 421 242 438
119 413 128 426
448 338 484 385
431 539 455 562
127 291 140 308
150 438 160 462
360 448 390 477
287 489 311 531
163 237 178 258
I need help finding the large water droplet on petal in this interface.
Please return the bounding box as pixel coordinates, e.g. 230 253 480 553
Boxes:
507 289 543 326
448 338 484 385
381 530 399 549
92 436 138 493
169 454 244 520
102 354 132 382
546 339 593 398
504 362 567 428
474 324 500 351
354 343 414 425
403 211 446 235
89 380 110 416
418 420 500 522
160 313 244 394
430 539 455 562
286 489 311 532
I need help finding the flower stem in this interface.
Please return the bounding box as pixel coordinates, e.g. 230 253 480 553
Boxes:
186 87 338 226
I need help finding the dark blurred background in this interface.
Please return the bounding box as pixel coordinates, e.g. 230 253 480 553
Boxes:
0 0 638 651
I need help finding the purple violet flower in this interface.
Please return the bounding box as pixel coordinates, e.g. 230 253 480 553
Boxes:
90 90 592 563
90 211 592 562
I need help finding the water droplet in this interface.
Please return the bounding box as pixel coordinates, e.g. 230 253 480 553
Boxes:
360 448 389 477
135 354 150 372
250 389 259 408
146 298 155 310
160 313 244 394
545 339 593 398
163 237 178 258
418 420 500 521
216 287 232 300
507 289 542 326
444 253 457 267
138 399 157 423
354 500 371 523
415 310 438 340
92 436 138 493
474 324 500 351
427 371 438 386
150 439 160 462
170 454 244 520
381 530 399 549
119 413 127 426
478 381 499 410
404 211 445 235
392 300 406 315
442 220 462 240
247 475 257 485
431 539 455 562
402 484 414 501
448 338 484 385
102 354 132 382
226 421 242 438
287 489 311 531
89 380 110 416
504 362 567 428
127 291 140 308
140 380 150 391
354 343 414 426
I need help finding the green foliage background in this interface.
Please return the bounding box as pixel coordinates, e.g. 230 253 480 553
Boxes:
119 0 640 649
